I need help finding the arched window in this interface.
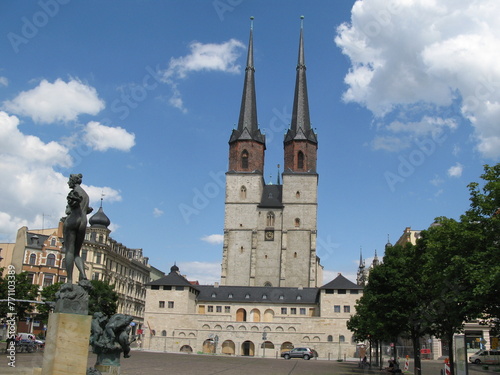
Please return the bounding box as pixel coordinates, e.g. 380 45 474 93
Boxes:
29 253 36 265
61 258 66 269
240 186 247 199
340 335 345 343
161 330 167 336
295 218 300 227
50 237 56 246
296 191 300 198
266 212 275 227
297 151 304 169
46 254 56 267
327 335 333 342
241 150 249 169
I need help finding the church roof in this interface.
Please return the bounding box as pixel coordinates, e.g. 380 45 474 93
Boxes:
229 18 265 146
196 285 319 304
321 273 363 290
284 17 317 145
258 184 283 208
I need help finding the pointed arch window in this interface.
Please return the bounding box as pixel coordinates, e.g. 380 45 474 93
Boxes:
266 212 275 227
240 186 247 199
241 150 249 169
297 151 304 169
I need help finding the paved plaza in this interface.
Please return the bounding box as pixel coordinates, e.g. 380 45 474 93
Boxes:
4 349 497 375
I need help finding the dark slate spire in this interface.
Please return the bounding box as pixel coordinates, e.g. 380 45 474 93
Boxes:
285 16 317 144
229 17 265 145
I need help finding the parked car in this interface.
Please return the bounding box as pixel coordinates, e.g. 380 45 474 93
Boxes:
281 347 317 360
469 350 500 364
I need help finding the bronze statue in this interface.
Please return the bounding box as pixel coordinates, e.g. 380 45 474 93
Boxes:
90 313 135 366
62 173 93 283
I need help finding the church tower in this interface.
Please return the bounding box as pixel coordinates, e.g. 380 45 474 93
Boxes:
221 18 322 288
281 16 320 287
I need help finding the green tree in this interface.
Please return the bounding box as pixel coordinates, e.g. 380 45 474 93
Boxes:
88 280 118 317
0 268 39 321
37 282 63 324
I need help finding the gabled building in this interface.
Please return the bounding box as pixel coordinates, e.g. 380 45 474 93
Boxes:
143 19 363 359
7 203 152 336
144 265 362 357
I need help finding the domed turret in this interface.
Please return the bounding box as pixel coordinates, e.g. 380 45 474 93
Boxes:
89 206 110 228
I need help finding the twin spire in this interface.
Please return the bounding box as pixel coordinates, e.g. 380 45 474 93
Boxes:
229 16 264 145
229 16 316 146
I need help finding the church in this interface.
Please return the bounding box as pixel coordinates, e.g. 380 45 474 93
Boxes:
142 19 362 358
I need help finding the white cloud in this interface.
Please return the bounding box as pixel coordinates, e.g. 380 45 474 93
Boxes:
430 174 444 186
3 78 105 123
165 39 245 79
371 135 410 152
153 208 164 218
161 39 245 112
0 111 122 242
83 121 135 152
201 234 224 245
336 0 500 158
447 162 463 177
177 261 221 285
0 77 8 87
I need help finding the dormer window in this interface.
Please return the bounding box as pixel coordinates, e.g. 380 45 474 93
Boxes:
211 293 217 298
245 293 250 299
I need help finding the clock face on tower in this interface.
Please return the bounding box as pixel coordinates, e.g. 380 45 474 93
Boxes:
265 230 274 241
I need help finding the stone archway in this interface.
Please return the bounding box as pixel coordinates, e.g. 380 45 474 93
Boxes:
180 345 193 353
281 341 294 353
203 339 215 354
236 308 247 322
221 340 235 355
241 340 255 356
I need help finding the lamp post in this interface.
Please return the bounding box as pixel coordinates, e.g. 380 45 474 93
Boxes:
262 332 267 357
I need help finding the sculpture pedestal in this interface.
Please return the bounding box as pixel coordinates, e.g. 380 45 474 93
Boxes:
41 312 92 375
95 364 121 375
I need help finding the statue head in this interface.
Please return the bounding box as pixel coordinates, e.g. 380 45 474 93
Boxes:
68 173 83 188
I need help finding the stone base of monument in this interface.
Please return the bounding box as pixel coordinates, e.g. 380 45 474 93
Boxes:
94 349 123 374
41 312 92 375
95 364 120 375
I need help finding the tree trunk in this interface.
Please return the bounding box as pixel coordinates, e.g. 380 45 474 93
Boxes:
411 334 422 375
447 331 455 375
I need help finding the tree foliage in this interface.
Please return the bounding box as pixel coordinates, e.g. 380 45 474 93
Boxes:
0 268 39 321
347 164 500 375
88 279 119 317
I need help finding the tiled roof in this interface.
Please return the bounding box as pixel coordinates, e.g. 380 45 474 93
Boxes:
321 273 363 290
196 285 318 304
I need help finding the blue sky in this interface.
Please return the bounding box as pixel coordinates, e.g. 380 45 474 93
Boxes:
1 0 499 284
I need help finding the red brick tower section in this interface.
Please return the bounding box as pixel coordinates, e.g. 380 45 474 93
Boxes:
228 17 266 173
284 16 317 174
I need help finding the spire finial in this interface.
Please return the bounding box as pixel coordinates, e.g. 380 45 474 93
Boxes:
250 16 254 30
300 15 304 28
